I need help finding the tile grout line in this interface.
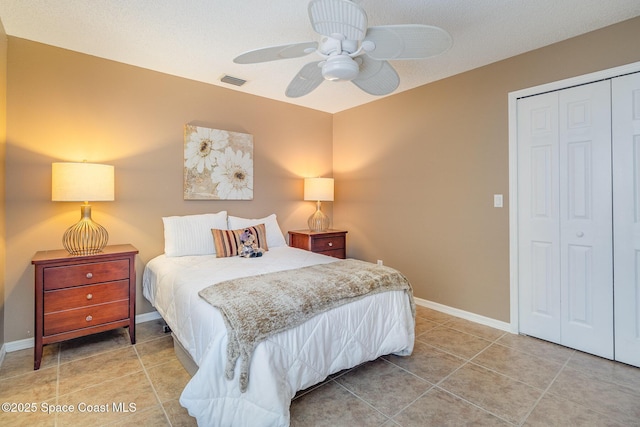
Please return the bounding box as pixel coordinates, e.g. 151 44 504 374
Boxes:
133 338 174 426
415 324 500 355
540 351 639 426
56 333 167 367
55 333 165 422
465 338 564 392
0 325 180 426
434 386 518 426
376 357 436 420
381 329 517 425
515 349 575 426
55 344 60 427
417 327 527 424
55 347 145 400
326 377 393 425
464 331 576 426
418 356 516 426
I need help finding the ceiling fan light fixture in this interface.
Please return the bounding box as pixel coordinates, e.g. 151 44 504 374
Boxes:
233 0 452 97
322 55 359 81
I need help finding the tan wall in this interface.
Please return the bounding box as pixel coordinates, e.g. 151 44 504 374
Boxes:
0 19 7 346
5 38 333 342
333 16 640 322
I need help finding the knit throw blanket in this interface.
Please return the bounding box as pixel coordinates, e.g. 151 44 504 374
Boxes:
198 259 415 392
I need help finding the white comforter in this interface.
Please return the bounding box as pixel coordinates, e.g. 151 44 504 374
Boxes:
142 246 415 426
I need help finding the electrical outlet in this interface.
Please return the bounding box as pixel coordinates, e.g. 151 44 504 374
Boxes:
377 260 383 266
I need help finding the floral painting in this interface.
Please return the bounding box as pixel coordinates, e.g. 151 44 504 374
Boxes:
184 125 254 200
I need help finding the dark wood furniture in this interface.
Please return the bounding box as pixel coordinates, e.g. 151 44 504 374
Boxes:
288 229 347 259
31 244 138 370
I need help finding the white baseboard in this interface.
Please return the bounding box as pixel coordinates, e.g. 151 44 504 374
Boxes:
2 311 163 354
135 310 163 323
5 337 33 353
414 297 512 333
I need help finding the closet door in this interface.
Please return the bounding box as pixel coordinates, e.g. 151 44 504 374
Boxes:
612 72 640 367
518 81 613 358
558 81 613 358
517 92 562 343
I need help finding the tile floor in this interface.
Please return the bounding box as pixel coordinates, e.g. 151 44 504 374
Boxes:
0 319 193 427
0 306 639 426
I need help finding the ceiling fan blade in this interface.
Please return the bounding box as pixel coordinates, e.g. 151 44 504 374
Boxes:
286 61 324 98
351 56 399 96
234 42 318 64
364 25 452 60
308 0 368 41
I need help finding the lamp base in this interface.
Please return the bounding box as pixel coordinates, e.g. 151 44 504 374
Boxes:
308 201 330 232
63 204 109 255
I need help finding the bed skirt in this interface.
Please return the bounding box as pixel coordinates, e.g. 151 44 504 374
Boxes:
172 333 198 377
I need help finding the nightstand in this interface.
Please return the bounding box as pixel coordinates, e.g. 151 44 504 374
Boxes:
31 244 138 370
288 229 347 259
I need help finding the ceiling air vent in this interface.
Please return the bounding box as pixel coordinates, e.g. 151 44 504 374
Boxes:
220 75 247 86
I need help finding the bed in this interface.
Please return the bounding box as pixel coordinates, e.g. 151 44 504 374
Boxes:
142 212 415 426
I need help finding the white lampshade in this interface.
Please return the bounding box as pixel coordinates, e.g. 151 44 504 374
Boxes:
304 177 334 202
52 162 115 255
52 162 115 202
304 177 334 232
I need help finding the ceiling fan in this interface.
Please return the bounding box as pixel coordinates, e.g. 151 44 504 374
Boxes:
233 0 452 98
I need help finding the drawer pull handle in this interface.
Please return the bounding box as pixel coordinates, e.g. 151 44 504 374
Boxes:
86 293 93 300
85 315 93 322
328 242 333 247
86 272 93 279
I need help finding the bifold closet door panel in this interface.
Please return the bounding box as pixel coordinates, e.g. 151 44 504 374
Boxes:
558 81 613 359
517 91 562 344
612 72 640 368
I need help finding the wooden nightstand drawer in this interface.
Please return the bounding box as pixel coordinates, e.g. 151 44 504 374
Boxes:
311 235 345 252
44 299 130 336
43 259 130 290
44 280 129 313
315 248 346 258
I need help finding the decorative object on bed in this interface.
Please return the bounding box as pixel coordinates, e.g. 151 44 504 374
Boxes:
212 224 268 258
304 177 334 231
238 229 265 258
183 125 253 200
142 244 415 426
51 162 115 255
199 259 414 392
162 211 228 257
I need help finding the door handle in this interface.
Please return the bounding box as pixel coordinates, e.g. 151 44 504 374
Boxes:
576 231 584 238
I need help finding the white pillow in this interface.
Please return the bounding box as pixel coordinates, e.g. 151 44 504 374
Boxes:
163 211 228 256
228 213 287 248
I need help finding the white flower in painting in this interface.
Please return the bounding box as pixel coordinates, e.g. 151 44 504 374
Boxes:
211 147 253 199
184 127 229 173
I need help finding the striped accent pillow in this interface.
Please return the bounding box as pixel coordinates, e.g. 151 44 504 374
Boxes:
212 223 269 258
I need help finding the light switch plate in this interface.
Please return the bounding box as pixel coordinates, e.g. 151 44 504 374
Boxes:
494 194 503 208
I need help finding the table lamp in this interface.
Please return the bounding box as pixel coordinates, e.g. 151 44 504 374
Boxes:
304 177 334 232
52 162 115 255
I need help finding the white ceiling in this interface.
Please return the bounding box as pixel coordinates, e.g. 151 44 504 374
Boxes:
1 0 640 113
